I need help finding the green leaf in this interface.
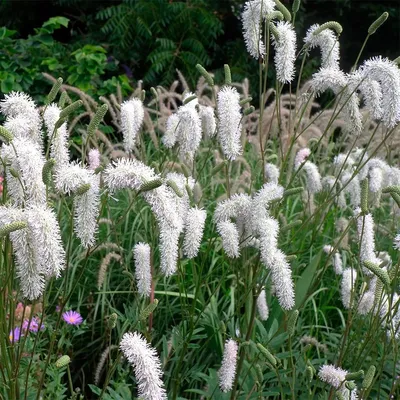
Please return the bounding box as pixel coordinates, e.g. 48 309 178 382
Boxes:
1 75 15 93
36 34 54 46
0 27 17 39
42 16 70 30
295 251 322 308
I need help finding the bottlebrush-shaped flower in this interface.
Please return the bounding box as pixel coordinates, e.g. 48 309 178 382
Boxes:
272 21 297 83
257 289 269 321
358 56 400 128
217 86 242 160
121 98 144 153
43 104 70 168
304 24 340 70
133 242 152 298
242 0 276 59
218 339 238 393
0 92 42 145
183 207 206 259
1 137 46 206
120 332 167 400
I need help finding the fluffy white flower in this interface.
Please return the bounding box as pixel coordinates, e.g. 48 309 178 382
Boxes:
358 57 400 128
323 245 343 275
269 249 295 310
355 208 381 269
104 159 183 275
341 268 357 309
333 153 355 174
341 172 361 207
214 193 252 224
272 21 297 83
0 206 44 300
26 205 66 278
304 24 340 69
120 332 167 400
394 233 400 251
348 71 383 120
0 92 42 145
133 243 152 297
183 207 206 259
1 137 46 206
74 175 100 248
242 0 275 58
358 278 377 315
318 364 358 400
217 86 242 160
175 101 202 161
199 105 216 138
217 220 240 258
121 98 144 152
88 149 101 170
264 163 280 184
311 68 362 135
218 339 238 393
257 289 269 321
303 162 322 193
55 164 100 247
294 148 311 169
43 104 70 168
258 216 279 266
163 114 180 148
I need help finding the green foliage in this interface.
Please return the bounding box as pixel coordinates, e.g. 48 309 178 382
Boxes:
96 0 223 86
0 17 132 102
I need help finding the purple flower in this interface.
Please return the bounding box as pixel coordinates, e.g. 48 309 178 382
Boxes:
62 310 83 326
22 317 45 333
9 327 22 343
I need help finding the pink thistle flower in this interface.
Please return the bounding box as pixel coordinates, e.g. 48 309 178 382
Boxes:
62 310 83 326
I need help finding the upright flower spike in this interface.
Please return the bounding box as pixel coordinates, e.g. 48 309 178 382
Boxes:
0 206 44 300
272 21 297 83
88 149 101 170
1 137 46 207
323 245 343 275
133 242 152 298
216 220 240 258
199 105 216 138
163 114 180 148
26 206 66 278
264 163 280 184
217 86 242 160
55 164 100 248
340 268 357 309
121 98 144 153
183 207 206 259
0 92 42 145
43 104 70 169
176 95 202 161
304 23 340 70
257 289 269 320
120 332 167 400
242 0 276 59
355 208 381 270
294 148 322 194
218 339 238 393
